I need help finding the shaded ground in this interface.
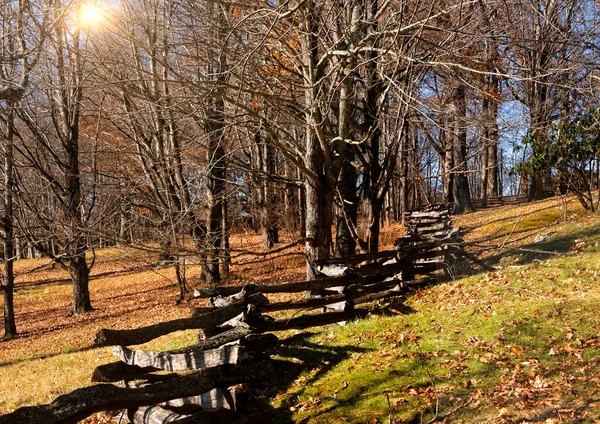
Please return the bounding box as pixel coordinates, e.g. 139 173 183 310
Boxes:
0 231 306 415
3 198 600 423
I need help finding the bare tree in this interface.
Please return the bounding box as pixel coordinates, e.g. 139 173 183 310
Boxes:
15 0 96 314
1 0 47 334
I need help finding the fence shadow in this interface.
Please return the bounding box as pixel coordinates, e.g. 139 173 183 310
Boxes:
244 332 374 423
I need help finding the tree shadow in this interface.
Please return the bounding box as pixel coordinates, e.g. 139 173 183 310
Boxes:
241 332 374 423
483 222 600 268
16 263 163 288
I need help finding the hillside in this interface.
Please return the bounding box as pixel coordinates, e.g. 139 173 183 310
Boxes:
1 196 600 423
268 197 600 423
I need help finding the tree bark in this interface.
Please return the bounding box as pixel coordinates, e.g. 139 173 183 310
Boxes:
253 131 278 249
221 193 230 278
204 5 229 286
113 343 243 371
335 153 359 257
2 101 17 337
399 117 410 224
261 309 368 332
450 84 474 214
62 28 92 314
441 122 454 205
486 75 500 199
205 97 226 286
303 6 334 278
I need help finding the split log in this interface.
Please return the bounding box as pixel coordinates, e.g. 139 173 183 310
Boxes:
186 326 253 352
350 286 404 306
128 388 239 423
168 408 245 424
105 333 278 378
161 387 237 410
358 260 413 278
129 405 198 424
310 286 348 311
192 269 403 299
422 227 461 240
193 276 365 298
408 261 449 275
410 217 451 226
349 277 435 306
402 247 449 263
94 294 263 347
315 265 355 278
114 343 246 371
408 211 449 219
261 286 381 312
91 362 175 383
0 362 274 424
210 286 269 309
261 291 351 312
311 249 399 267
414 222 451 234
261 277 431 312
259 309 369 332
187 306 213 316
240 333 279 353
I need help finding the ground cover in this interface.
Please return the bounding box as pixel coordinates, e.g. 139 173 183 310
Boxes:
269 198 600 423
2 198 600 423
0 231 305 418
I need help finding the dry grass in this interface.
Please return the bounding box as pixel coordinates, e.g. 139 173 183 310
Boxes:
0 229 307 415
3 197 592 420
454 195 588 245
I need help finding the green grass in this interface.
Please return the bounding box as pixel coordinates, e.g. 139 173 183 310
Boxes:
4 197 600 423
267 204 600 423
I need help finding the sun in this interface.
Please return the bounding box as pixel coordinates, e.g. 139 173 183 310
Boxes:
80 4 103 26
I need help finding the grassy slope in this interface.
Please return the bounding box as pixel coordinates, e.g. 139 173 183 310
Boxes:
272 197 600 423
0 233 305 419
2 198 600 423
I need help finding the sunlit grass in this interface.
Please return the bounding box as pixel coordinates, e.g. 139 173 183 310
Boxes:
268 199 600 423
3 198 600 422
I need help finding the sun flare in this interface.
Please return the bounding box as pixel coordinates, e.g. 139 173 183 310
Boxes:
80 4 103 26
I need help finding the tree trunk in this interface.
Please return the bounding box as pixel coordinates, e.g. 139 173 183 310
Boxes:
335 46 359 257
450 84 473 214
204 4 230 286
70 253 91 314
480 98 490 208
486 75 500 199
298 174 306 238
441 122 454 205
65 92 92 314
361 0 388 254
221 193 230 278
304 174 334 280
399 116 410 224
205 109 225 286
335 156 358 257
2 101 17 337
260 137 278 249
303 2 334 279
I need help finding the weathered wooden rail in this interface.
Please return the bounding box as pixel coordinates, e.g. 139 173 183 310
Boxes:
0 209 489 424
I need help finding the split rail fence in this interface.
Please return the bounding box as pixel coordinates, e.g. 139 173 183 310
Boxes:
0 209 488 424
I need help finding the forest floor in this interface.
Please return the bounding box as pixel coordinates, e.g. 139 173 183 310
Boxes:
2 195 600 423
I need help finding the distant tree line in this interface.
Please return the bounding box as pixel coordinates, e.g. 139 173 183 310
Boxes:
1 0 599 338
